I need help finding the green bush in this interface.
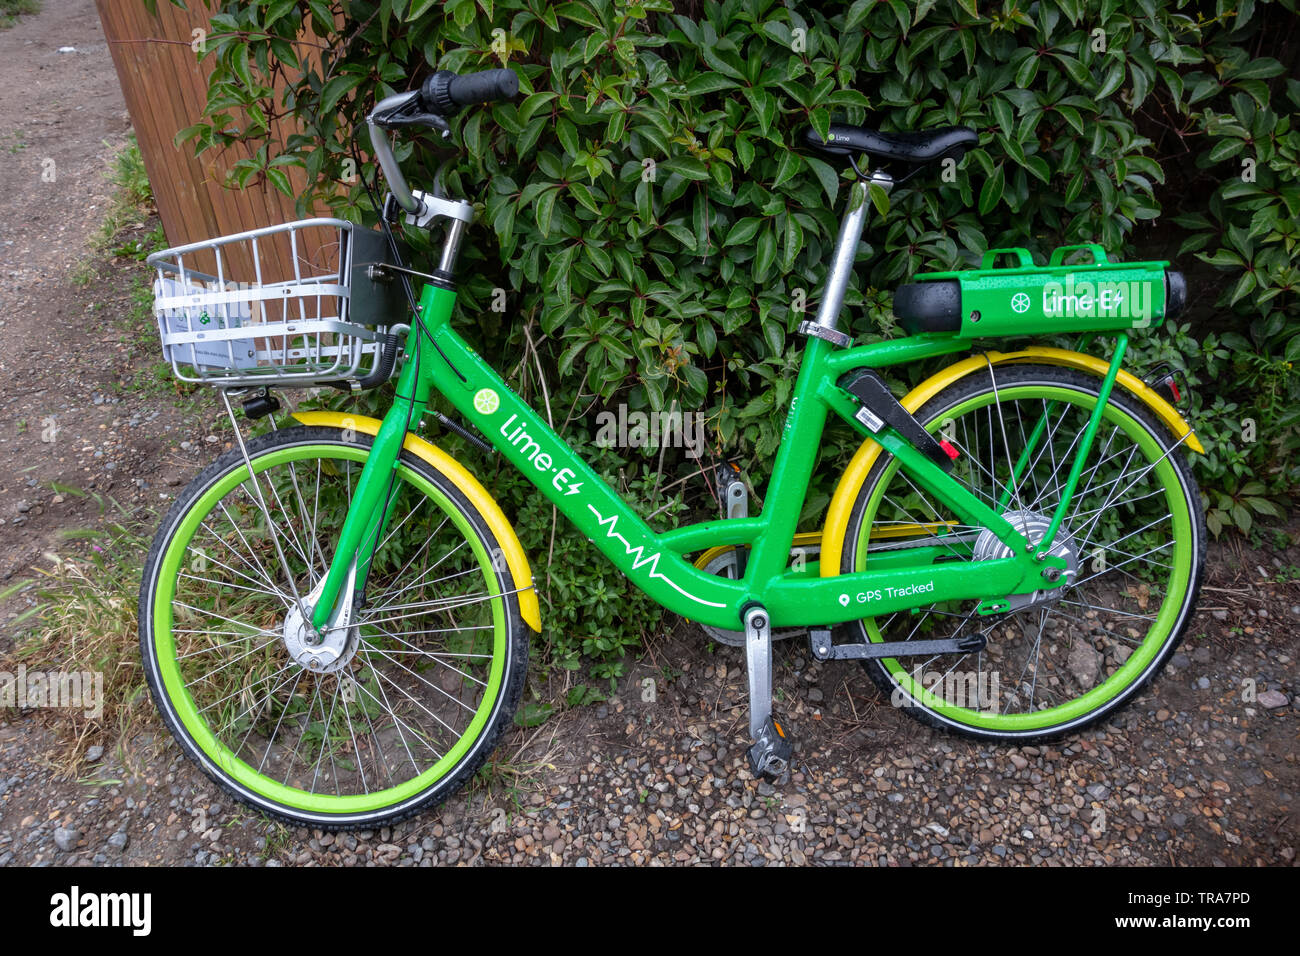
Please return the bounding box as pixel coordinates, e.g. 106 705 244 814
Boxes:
171 0 1299 673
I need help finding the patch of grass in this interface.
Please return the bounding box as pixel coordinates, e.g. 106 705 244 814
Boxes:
244 820 293 864
107 135 152 210
72 134 159 286
123 359 187 399
469 722 562 808
0 0 39 30
112 222 166 265
110 257 201 403
1 491 154 777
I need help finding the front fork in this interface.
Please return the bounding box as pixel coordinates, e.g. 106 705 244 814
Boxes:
309 392 425 631
309 293 451 632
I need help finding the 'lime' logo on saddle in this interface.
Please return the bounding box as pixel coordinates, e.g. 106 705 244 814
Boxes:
1042 274 1152 325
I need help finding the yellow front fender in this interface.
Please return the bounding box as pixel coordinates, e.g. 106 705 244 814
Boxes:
291 411 541 632
819 347 1204 578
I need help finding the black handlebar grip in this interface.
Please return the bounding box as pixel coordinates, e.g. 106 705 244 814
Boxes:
420 69 518 115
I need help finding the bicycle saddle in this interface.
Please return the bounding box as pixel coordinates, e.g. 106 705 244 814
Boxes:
802 123 978 167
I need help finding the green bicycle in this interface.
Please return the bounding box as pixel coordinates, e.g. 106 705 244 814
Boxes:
141 68 1205 828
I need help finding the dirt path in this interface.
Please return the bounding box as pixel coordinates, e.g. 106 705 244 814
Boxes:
0 1 1295 869
0 0 203 581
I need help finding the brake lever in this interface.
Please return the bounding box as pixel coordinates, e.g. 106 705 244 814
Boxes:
384 112 451 138
371 103 451 138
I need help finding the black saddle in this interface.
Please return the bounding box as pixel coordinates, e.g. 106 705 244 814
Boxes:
803 123 978 171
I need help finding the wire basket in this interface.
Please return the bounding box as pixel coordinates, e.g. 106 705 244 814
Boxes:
148 218 398 388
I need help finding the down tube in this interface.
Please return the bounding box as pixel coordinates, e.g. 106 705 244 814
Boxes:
418 306 747 629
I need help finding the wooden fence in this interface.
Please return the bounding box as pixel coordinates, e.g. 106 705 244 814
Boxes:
96 1 324 282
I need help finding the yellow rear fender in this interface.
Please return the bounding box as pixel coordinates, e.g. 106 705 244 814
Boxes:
291 411 541 633
819 347 1204 578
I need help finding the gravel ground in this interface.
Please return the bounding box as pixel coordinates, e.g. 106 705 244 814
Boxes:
3 560 1295 866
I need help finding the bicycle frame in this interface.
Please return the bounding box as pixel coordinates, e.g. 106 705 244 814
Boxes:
304 130 1157 633
310 280 1115 633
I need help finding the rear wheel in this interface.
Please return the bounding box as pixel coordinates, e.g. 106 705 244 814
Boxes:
839 365 1205 741
139 425 529 828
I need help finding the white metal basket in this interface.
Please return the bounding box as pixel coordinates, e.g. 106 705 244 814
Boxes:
148 218 393 387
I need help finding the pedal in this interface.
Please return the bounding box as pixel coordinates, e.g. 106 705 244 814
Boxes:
747 714 793 778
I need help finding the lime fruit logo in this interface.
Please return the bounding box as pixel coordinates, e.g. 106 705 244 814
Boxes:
1010 292 1031 313
473 388 500 415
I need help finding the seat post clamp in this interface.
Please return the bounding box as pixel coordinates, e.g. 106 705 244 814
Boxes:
798 320 852 348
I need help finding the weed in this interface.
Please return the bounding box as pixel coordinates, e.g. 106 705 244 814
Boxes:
565 683 606 708
2 494 153 776
658 664 683 686
71 135 158 287
1271 565 1300 584
469 722 561 805
256 821 293 863
0 0 39 30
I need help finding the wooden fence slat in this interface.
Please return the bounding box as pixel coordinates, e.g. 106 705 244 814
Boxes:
95 1 330 287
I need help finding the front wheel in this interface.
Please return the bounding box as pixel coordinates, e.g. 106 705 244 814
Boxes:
838 365 1205 742
139 425 528 828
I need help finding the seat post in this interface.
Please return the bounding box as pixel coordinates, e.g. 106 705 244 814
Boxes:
812 170 894 335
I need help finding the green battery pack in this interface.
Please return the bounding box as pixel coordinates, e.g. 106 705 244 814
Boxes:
893 243 1186 338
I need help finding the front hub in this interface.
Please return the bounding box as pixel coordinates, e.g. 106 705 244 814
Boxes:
282 603 358 673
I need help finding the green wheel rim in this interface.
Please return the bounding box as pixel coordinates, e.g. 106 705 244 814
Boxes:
149 442 507 816
854 384 1194 732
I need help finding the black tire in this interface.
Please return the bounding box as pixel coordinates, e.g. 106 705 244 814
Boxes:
838 364 1206 742
139 426 529 829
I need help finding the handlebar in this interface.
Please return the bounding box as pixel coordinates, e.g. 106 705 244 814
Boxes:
420 69 519 115
366 68 519 218
368 91 422 214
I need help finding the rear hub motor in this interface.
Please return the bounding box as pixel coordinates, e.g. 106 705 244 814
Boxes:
972 509 1078 611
